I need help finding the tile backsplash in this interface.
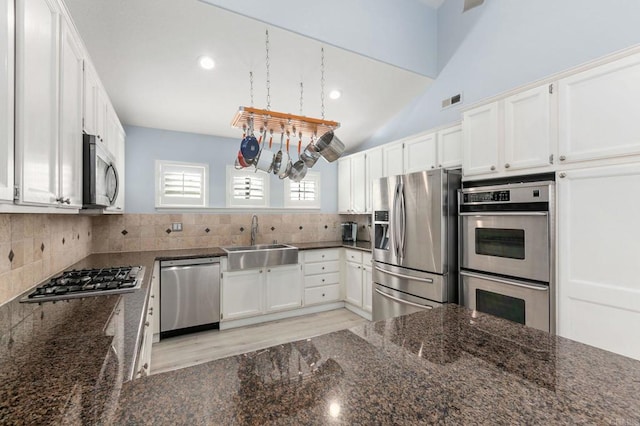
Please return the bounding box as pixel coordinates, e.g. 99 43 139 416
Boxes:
0 214 93 305
91 213 343 253
0 212 343 306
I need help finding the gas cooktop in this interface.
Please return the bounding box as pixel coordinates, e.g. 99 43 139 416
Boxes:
21 266 144 303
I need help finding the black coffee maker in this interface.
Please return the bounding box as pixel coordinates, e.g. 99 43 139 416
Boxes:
341 222 357 242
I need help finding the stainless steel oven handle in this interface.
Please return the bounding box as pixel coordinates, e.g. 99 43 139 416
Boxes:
374 264 434 283
375 288 434 310
460 270 549 291
459 212 548 216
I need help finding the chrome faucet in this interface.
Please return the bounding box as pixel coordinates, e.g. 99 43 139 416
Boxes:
250 215 259 246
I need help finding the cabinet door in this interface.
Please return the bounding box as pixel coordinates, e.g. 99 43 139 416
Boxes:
95 85 107 143
365 148 383 212
404 133 437 173
221 269 263 320
0 0 13 202
437 124 462 169
558 53 640 164
382 142 403 177
504 84 554 171
462 102 500 177
345 261 363 307
338 157 351 213
557 164 640 360
362 265 372 313
83 62 99 135
351 152 366 213
15 0 60 205
58 18 83 208
265 264 302 312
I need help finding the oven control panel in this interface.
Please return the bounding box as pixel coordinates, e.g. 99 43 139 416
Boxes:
463 190 510 203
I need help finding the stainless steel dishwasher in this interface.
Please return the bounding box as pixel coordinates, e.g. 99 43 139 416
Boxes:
160 257 220 339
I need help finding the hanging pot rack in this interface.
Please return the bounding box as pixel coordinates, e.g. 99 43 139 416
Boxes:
230 106 340 140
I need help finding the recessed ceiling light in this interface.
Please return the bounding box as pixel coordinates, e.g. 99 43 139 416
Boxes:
198 56 215 70
329 90 341 100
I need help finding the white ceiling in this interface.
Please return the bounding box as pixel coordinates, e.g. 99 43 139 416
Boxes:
64 0 432 150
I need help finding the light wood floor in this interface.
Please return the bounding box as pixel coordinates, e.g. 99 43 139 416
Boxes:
150 308 368 375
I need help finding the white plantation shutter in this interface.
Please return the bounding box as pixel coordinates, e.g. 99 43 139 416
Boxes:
156 161 208 207
227 166 270 207
284 172 321 208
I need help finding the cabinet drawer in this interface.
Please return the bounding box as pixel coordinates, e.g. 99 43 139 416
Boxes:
303 249 340 263
304 261 340 275
305 285 341 305
305 272 340 288
345 249 363 263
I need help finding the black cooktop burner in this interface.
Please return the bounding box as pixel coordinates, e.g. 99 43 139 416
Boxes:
21 266 144 303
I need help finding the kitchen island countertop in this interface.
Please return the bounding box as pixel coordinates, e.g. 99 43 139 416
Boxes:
3 243 639 424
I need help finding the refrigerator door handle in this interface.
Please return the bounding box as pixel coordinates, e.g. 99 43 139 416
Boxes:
375 288 434 310
398 181 406 260
373 264 434 283
392 180 401 259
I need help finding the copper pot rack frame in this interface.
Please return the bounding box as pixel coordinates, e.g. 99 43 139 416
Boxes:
231 106 340 139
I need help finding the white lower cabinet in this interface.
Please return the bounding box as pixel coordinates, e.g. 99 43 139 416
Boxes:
343 249 372 316
136 262 158 378
303 248 341 306
265 264 302 312
557 164 640 360
221 269 264 321
221 264 302 321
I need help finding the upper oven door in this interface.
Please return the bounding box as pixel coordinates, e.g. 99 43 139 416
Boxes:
461 212 549 282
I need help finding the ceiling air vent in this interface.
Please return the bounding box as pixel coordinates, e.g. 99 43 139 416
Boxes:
442 93 463 110
463 0 484 12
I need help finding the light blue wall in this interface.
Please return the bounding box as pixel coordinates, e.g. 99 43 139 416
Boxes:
359 0 640 149
124 125 338 213
199 0 438 77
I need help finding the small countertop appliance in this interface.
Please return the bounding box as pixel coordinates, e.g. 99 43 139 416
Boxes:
342 222 357 242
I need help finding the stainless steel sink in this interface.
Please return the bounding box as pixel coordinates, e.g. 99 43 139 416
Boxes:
222 244 298 271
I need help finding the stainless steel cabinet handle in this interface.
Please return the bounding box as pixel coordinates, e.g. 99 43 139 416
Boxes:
504 163 510 169
559 155 566 161
145 321 150 327
64 198 70 204
460 270 549 291
490 165 496 171
373 264 433 283
559 172 566 178
374 288 434 310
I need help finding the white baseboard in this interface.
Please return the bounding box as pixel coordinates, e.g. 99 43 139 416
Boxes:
345 303 372 321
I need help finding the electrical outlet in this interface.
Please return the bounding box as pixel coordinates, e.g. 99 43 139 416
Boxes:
171 222 183 232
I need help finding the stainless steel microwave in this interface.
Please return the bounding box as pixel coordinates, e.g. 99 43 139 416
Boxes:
83 134 119 208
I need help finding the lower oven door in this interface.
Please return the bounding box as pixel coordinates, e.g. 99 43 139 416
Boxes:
460 212 550 283
373 283 442 322
460 270 550 332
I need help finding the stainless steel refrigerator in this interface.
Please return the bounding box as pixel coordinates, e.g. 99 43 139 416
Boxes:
372 169 461 321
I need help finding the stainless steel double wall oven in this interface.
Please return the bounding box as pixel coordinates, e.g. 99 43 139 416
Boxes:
459 174 555 332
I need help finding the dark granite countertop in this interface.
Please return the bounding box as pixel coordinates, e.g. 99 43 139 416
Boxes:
3 243 638 424
295 240 372 252
115 305 640 424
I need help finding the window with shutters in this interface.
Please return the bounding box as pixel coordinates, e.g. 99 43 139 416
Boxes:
155 160 208 208
284 171 321 209
226 166 270 208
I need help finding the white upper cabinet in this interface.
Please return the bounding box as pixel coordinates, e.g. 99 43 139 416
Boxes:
15 0 60 205
504 84 555 171
58 16 84 208
558 52 640 164
0 0 13 203
337 157 351 213
82 61 99 136
365 147 383 212
462 102 500 177
351 152 366 213
404 132 437 173
436 124 462 169
382 141 404 177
